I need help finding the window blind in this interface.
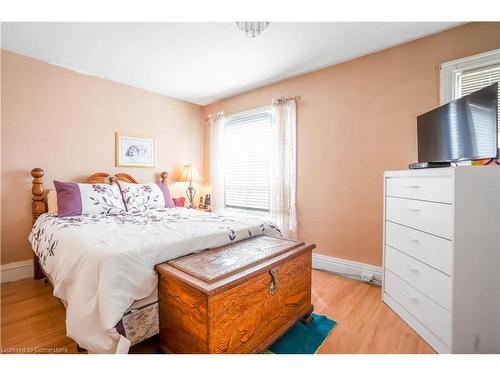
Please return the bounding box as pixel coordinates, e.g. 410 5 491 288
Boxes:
458 64 500 137
224 110 272 211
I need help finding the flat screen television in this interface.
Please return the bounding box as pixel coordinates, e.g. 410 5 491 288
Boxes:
417 82 498 163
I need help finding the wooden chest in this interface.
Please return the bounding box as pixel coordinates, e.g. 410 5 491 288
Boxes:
155 236 315 354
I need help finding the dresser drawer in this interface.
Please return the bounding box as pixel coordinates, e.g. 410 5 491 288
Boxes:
386 176 453 203
385 246 452 310
385 221 452 275
384 270 451 345
386 197 453 239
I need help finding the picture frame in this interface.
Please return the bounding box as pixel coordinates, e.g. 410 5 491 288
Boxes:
115 132 156 168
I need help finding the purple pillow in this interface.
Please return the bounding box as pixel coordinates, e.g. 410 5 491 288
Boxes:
53 180 126 217
53 181 82 217
157 182 175 209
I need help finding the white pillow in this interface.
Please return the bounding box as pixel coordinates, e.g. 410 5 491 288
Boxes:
53 180 126 217
119 181 175 212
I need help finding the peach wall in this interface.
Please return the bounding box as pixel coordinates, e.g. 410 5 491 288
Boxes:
1 50 203 265
203 22 500 266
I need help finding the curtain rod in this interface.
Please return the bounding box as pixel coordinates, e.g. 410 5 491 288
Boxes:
205 95 301 121
272 95 301 104
277 95 302 101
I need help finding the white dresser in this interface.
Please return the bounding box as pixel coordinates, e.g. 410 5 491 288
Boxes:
382 166 500 353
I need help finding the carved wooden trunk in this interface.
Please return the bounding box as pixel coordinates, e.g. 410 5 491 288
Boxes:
155 236 315 354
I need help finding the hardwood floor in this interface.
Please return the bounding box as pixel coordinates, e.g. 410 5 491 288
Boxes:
312 270 434 354
0 269 435 354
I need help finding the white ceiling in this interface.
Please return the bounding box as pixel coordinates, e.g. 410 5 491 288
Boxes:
1 22 461 105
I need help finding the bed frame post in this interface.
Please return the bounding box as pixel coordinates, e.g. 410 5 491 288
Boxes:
31 168 46 280
160 171 168 184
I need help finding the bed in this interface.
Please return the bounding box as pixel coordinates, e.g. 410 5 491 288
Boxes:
29 168 282 353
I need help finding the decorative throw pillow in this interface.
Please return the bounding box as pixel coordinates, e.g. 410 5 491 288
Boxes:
173 197 186 207
54 181 126 217
119 182 175 212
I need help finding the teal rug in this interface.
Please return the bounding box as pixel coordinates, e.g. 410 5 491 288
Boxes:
267 313 337 354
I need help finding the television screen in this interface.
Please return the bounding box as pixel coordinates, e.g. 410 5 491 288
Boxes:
417 82 498 163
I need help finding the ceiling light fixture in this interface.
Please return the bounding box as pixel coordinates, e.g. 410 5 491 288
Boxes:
236 22 270 38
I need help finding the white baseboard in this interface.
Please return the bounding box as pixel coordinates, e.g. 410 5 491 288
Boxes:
312 253 382 286
2 254 381 285
1 260 34 283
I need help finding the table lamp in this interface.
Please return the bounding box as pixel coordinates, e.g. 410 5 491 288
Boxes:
179 164 202 209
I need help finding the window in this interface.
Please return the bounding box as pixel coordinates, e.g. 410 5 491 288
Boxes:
440 49 500 144
224 107 272 213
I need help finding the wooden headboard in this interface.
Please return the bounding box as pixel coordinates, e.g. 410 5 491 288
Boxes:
30 168 169 223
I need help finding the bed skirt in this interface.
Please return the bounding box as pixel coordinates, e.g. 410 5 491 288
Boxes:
115 296 159 347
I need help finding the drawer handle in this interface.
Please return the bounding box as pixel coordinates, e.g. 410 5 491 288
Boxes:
406 185 421 189
407 207 420 212
407 236 420 243
405 263 419 272
269 268 279 295
404 291 418 301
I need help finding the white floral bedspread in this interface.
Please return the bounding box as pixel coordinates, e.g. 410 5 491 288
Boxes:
29 207 281 353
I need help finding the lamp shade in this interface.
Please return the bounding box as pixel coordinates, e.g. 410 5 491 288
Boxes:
178 164 202 183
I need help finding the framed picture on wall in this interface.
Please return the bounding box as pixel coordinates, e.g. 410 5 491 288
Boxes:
115 132 156 168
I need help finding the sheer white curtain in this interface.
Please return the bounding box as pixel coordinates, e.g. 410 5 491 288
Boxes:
209 112 226 213
270 98 297 238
